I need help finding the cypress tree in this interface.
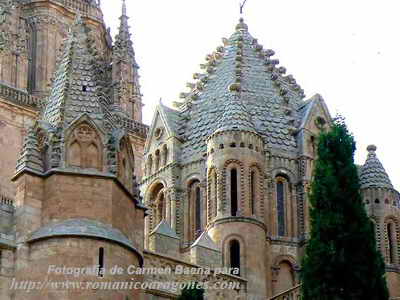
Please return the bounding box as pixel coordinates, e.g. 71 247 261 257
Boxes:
301 117 389 300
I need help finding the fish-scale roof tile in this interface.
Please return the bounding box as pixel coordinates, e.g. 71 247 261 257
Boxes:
42 15 109 128
167 18 312 162
360 145 393 189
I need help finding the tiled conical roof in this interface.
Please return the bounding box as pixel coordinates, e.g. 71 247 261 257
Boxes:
359 145 393 189
172 18 305 161
42 14 109 127
214 93 256 134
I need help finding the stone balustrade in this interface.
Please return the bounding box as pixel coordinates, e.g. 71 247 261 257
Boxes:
0 83 37 108
143 250 247 299
19 0 103 21
0 194 14 207
269 284 301 300
120 116 149 138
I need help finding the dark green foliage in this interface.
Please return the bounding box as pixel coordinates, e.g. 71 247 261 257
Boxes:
301 117 389 300
177 283 204 300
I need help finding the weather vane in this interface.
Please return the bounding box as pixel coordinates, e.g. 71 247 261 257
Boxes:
239 0 248 15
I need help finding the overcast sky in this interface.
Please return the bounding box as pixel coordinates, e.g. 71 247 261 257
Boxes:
102 0 400 189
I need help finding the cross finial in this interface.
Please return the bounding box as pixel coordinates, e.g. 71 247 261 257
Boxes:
239 0 248 15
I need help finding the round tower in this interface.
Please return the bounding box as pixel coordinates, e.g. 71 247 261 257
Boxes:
205 91 267 299
360 145 400 298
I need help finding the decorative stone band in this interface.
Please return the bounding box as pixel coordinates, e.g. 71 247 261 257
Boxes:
207 216 267 232
0 83 37 108
19 0 103 21
386 265 400 273
12 168 148 213
27 218 144 266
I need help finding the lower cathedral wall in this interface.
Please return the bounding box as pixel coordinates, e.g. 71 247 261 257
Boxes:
0 99 36 199
143 251 247 300
207 219 267 299
387 271 400 299
11 237 142 300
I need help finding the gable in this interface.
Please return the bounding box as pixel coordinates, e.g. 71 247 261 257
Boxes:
300 94 332 134
145 109 170 154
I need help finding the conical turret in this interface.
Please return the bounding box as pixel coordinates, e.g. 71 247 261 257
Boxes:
360 145 393 189
42 14 112 128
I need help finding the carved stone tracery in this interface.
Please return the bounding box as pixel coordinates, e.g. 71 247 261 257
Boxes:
67 123 102 170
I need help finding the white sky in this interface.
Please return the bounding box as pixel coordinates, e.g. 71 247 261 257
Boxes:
102 0 400 189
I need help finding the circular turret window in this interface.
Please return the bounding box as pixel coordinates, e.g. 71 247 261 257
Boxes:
315 117 326 129
154 128 163 139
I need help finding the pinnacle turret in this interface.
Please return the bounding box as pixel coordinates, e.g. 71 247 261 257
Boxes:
360 145 393 189
114 0 137 65
15 127 44 175
111 0 143 121
42 14 111 128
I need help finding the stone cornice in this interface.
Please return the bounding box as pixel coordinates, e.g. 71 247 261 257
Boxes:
12 168 148 213
207 216 267 232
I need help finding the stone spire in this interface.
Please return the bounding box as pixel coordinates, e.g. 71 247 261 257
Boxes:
359 145 393 189
42 14 111 128
114 0 137 65
112 0 143 121
15 127 44 175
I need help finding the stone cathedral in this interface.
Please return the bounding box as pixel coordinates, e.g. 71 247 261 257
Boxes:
0 0 398 299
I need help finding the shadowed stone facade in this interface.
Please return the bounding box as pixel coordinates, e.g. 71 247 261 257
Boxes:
0 1 399 299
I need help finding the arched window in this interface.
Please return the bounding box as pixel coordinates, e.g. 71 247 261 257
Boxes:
156 192 165 224
250 170 256 215
213 172 218 217
67 123 102 171
310 136 316 155
98 247 104 277
208 169 217 221
147 155 153 175
276 177 286 236
231 169 238 216
387 222 395 264
155 150 160 171
276 261 295 294
195 186 201 233
230 240 241 276
163 145 168 166
149 183 165 228
189 180 202 241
